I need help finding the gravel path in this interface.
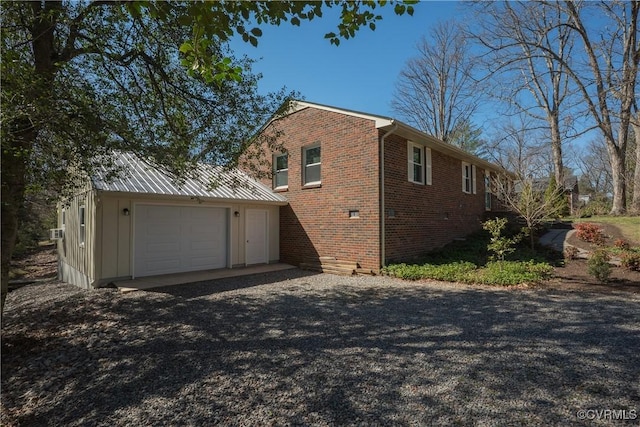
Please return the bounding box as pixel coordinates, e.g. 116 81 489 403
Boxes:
2 270 639 426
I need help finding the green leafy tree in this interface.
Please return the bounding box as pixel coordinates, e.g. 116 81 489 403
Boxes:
448 118 485 154
543 176 569 217
1 1 417 310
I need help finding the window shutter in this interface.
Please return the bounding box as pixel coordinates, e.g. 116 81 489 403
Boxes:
462 163 466 192
407 141 413 182
425 148 432 185
472 165 477 194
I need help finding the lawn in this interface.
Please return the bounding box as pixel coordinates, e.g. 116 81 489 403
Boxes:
571 215 640 244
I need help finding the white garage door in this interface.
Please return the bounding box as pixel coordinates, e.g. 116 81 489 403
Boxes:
134 205 228 277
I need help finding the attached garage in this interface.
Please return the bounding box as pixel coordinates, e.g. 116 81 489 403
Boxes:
57 152 287 289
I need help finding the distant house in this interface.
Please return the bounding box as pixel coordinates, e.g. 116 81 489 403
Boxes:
529 175 580 215
56 152 286 288
578 194 591 205
251 100 510 272
563 176 580 214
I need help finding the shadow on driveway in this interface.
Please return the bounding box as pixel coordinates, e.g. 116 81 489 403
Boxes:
148 268 320 298
2 271 639 426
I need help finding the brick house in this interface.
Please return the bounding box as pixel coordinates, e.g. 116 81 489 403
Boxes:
254 100 508 272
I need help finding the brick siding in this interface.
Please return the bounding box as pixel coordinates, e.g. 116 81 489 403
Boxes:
261 108 381 270
251 105 501 271
383 132 489 264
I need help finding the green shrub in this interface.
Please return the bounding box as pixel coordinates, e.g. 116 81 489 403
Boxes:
384 260 552 286
419 231 490 265
587 249 611 282
620 251 640 272
482 218 522 261
383 263 426 281
383 262 476 281
475 261 553 286
577 200 611 217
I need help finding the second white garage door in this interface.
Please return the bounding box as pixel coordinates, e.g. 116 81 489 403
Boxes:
134 205 228 277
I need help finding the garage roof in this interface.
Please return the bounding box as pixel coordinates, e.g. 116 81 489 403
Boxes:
92 152 288 205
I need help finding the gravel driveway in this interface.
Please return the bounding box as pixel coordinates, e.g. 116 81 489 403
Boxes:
2 270 639 426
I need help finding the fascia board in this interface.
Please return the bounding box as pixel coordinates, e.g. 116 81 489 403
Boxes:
380 120 514 177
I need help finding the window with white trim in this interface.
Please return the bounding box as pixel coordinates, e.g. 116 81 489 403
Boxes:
462 162 476 194
79 205 86 247
273 153 288 189
408 142 432 185
61 208 66 228
484 171 492 210
303 144 321 185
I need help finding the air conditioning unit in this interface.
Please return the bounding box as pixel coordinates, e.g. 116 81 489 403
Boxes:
50 228 64 240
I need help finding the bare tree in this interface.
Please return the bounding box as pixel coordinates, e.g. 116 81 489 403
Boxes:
473 1 638 215
630 110 640 214
392 20 481 149
557 0 638 214
471 1 579 189
484 116 551 179
574 139 613 197
493 175 566 249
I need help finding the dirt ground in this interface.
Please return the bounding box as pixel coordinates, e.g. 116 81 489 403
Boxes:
538 222 640 294
9 245 58 284
8 224 640 295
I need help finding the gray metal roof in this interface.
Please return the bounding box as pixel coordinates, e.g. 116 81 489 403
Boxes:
92 152 287 205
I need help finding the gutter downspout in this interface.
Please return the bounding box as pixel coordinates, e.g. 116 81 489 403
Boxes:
379 122 398 270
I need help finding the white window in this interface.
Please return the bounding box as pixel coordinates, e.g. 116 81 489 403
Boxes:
61 208 66 228
303 144 321 185
273 153 288 189
79 205 86 247
462 162 476 194
408 142 432 185
485 171 492 210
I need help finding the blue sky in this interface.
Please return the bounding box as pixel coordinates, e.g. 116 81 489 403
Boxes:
230 1 464 118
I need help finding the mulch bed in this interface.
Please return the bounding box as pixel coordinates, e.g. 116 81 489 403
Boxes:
538 222 640 294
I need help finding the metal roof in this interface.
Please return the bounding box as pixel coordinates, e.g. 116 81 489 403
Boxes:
92 152 288 205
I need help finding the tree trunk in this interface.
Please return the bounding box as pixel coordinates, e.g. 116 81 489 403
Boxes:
550 113 564 190
606 139 627 215
1 132 31 311
2 1 57 312
631 117 640 214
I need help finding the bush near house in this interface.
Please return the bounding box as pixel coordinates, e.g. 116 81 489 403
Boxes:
383 222 554 286
383 259 552 286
